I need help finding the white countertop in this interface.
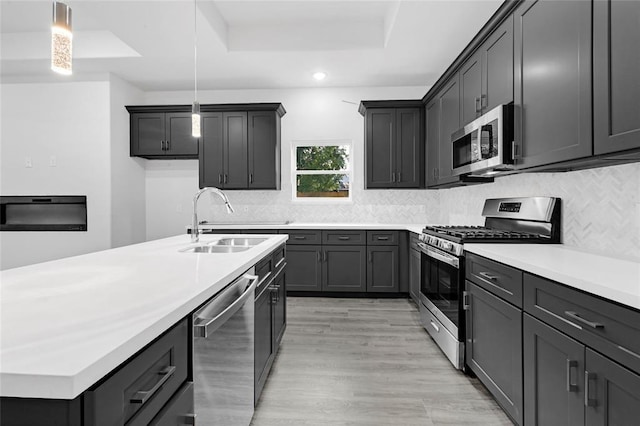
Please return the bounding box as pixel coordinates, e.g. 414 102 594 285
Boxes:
464 244 640 311
0 234 288 399
195 222 425 235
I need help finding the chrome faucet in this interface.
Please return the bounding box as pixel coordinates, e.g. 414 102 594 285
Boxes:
191 187 234 243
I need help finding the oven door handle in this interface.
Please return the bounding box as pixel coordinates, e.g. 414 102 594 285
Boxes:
418 242 460 269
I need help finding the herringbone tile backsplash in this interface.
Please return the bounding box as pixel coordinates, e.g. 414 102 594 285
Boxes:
436 162 640 261
216 163 640 262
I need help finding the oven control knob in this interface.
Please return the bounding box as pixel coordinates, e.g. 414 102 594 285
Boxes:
442 241 453 251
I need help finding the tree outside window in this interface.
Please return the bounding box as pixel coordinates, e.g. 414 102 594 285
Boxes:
293 142 351 200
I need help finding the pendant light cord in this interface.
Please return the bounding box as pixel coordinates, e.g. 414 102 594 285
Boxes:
193 0 198 102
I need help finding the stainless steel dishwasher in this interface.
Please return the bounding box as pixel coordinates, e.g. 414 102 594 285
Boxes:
193 270 258 426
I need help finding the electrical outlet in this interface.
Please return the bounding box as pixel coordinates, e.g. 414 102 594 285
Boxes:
243 206 249 213
24 157 32 168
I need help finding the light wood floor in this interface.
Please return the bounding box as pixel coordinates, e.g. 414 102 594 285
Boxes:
251 297 513 426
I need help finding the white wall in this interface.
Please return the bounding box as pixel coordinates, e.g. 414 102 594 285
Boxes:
1 82 112 269
142 86 431 240
109 75 146 248
142 86 640 261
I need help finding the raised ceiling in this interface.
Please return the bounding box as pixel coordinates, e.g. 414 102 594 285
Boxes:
0 0 503 91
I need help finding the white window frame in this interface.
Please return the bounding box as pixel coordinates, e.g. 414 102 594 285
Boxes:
291 139 353 203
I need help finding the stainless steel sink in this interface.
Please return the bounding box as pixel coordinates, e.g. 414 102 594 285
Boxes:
181 245 252 254
211 238 267 246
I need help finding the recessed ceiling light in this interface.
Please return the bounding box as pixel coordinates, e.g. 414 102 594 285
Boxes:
313 71 327 81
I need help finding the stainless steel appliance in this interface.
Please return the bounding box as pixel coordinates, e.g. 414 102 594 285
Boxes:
418 196 561 369
193 271 258 426
451 104 514 177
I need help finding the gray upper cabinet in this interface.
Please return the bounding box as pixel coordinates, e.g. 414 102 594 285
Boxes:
593 0 640 155
461 52 483 126
360 101 424 189
198 103 285 190
513 0 592 169
428 74 461 188
481 15 514 114
248 111 281 189
461 15 513 127
129 111 198 159
425 98 440 188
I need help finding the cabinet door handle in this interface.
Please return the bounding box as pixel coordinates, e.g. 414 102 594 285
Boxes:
478 271 499 281
160 141 165 151
249 173 253 184
564 311 604 329
475 97 481 113
317 251 321 263
566 359 578 392
584 371 597 407
462 291 470 310
130 365 176 405
224 174 228 184
397 172 401 182
481 94 487 109
166 140 170 151
218 174 222 184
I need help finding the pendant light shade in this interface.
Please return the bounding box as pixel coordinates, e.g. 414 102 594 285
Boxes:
191 0 200 138
51 1 72 75
192 102 201 138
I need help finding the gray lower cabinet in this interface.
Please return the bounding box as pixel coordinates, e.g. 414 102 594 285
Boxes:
593 0 640 155
285 245 322 292
586 348 640 425
366 246 399 292
149 382 195 426
513 0 592 169
465 281 523 425
254 246 287 404
323 245 367 292
524 314 585 426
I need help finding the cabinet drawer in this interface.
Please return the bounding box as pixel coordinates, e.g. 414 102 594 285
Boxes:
149 382 194 426
465 253 523 308
85 319 189 426
323 230 366 245
524 273 640 374
273 244 286 271
367 230 399 245
255 255 274 292
283 230 322 245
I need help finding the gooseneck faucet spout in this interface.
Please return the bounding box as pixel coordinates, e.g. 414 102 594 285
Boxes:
191 187 234 243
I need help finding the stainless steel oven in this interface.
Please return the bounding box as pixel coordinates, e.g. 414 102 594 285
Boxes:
418 241 464 369
418 197 561 371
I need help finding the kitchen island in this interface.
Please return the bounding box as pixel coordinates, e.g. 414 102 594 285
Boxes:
0 233 287 424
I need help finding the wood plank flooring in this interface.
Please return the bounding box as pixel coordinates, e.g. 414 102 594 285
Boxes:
251 297 513 426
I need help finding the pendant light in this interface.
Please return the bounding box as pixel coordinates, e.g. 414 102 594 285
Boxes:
51 1 73 75
191 0 201 138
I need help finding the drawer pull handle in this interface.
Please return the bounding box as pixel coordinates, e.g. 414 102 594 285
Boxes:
429 320 440 333
338 236 350 240
293 236 307 240
130 365 176 405
377 236 390 241
564 311 604 329
566 359 578 392
478 271 499 281
618 345 640 360
584 371 598 407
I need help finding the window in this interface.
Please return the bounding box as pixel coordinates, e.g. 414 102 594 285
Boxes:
293 140 351 201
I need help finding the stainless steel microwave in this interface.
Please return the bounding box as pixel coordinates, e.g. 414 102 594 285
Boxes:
451 104 514 176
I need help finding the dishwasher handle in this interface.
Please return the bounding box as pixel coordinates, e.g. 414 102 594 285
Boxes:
194 274 258 339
